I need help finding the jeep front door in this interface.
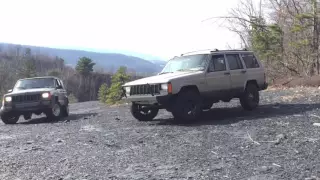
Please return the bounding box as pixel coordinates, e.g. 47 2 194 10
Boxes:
205 54 231 98
225 53 247 96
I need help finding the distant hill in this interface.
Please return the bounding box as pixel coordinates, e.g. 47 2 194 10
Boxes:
0 43 167 74
149 60 167 68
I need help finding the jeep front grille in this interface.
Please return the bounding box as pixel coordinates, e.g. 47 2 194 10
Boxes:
12 94 41 102
130 84 161 95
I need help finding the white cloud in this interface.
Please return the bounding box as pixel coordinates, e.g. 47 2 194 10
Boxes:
0 0 243 59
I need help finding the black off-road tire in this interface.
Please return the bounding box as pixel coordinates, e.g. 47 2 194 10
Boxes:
240 83 260 111
61 105 69 117
130 103 159 121
171 90 202 123
201 102 213 111
23 113 32 120
1 114 19 124
45 102 63 120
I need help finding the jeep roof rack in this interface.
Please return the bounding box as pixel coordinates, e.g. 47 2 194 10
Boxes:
181 49 219 56
181 48 248 56
210 48 248 52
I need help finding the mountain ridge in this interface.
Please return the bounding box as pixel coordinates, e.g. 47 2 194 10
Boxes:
0 42 167 74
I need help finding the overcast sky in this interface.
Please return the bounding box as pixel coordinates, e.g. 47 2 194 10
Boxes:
0 0 244 59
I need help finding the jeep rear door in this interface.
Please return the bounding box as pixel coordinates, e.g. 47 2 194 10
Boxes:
204 54 231 98
225 53 247 96
240 53 264 87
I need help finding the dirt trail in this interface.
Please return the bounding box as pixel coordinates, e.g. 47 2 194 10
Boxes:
0 87 320 180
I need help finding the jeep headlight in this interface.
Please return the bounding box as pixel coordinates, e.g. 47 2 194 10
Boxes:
161 84 168 90
5 96 12 102
42 92 50 98
125 86 131 96
161 83 172 94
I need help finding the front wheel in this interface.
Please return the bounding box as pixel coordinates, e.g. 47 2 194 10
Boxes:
171 90 202 123
1 114 19 124
45 102 63 120
23 113 32 120
130 103 159 121
240 83 260 111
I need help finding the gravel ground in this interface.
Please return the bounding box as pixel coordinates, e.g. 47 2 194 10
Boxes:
1 87 320 180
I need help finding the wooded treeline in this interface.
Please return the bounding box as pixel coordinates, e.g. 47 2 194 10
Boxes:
216 0 320 83
0 46 141 102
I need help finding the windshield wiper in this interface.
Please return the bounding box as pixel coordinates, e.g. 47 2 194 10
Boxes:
177 69 191 72
159 72 173 75
178 67 204 72
189 67 204 71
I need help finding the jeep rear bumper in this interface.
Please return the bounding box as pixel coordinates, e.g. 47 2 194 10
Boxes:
259 82 268 91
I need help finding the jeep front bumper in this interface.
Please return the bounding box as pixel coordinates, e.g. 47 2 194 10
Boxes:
0 100 53 116
122 94 173 106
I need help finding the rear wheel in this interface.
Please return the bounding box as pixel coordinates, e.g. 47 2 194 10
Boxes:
130 103 159 121
1 114 19 124
61 105 69 117
240 83 260 111
171 90 202 123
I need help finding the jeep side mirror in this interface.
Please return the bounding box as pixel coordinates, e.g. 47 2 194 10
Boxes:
56 85 63 89
7 89 12 93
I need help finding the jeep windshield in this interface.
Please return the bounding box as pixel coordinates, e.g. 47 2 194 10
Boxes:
14 78 55 90
160 54 208 74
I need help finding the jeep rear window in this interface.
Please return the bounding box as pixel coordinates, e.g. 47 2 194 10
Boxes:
14 78 55 90
241 54 260 68
161 54 208 73
226 54 244 70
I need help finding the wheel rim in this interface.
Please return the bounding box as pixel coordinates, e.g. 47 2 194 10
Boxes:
9 116 18 121
248 92 258 105
183 100 197 117
52 104 61 116
248 93 254 100
138 105 152 116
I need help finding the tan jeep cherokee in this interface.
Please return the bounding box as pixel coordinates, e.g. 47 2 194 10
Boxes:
122 49 268 122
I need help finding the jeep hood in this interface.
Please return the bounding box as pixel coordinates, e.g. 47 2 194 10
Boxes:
124 71 202 86
6 88 55 95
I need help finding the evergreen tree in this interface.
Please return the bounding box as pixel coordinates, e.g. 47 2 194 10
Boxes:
75 57 95 75
106 66 130 104
98 83 108 103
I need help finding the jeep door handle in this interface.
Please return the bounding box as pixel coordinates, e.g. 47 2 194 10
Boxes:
224 72 230 75
241 70 247 73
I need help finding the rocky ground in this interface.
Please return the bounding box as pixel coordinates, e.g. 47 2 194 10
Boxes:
1 87 320 180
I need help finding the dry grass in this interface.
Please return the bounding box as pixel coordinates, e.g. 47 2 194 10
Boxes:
266 85 319 91
266 85 320 102
280 94 305 102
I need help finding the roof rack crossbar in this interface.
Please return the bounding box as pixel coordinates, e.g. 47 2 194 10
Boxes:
181 48 219 56
210 48 248 52
180 48 249 56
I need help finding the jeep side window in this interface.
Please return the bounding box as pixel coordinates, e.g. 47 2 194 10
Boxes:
208 55 226 72
241 54 260 68
226 54 243 70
